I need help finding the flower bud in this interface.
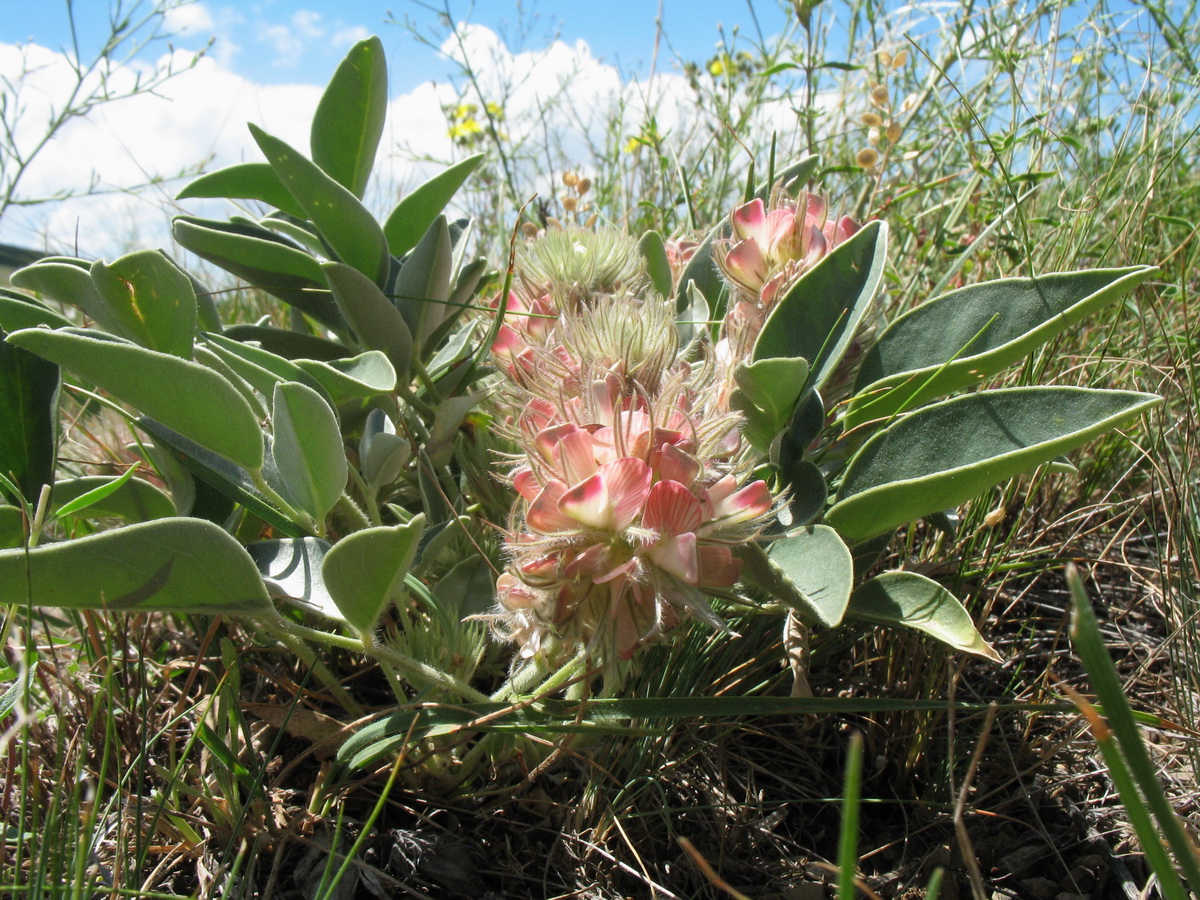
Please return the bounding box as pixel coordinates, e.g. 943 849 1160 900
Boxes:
522 221 539 238
563 195 578 212
868 127 881 146
861 112 883 127
891 49 908 68
576 177 592 196
886 121 902 143
856 147 879 168
562 171 579 187
871 84 890 106
879 51 893 68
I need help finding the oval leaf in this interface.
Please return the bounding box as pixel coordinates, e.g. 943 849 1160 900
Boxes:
271 381 347 522
311 36 388 199
177 162 307 218
8 328 264 471
250 124 389 285
136 418 307 537
392 214 453 353
753 220 888 393
638 230 674 298
0 518 273 615
322 516 425 634
731 356 809 452
739 525 853 627
826 386 1162 544
90 251 197 358
200 332 325 399
848 571 1001 661
384 154 483 258
221 325 349 362
11 259 122 333
172 216 342 329
845 266 1157 428
0 288 73 331
323 261 413 377
129 440 195 515
294 351 396 403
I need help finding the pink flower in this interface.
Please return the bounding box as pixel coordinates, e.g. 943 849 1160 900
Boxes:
494 394 772 662
709 191 861 411
485 226 778 665
490 291 557 379
715 192 859 314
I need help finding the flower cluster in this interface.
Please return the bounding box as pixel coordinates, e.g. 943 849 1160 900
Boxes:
487 230 773 664
713 192 859 360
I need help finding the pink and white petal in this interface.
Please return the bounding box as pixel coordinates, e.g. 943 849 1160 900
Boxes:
518 552 559 581
512 467 540 501
804 192 827 226
526 480 580 533
657 443 701 487
558 470 612 529
632 425 683 461
491 324 526 360
562 543 608 577
831 215 860 244
590 425 618 463
601 457 653 530
496 572 536 610
765 208 798 255
704 475 740 508
804 224 828 266
722 238 768 290
730 198 767 240
554 426 598 482
760 271 788 311
520 398 557 435
526 296 556 342
643 480 704 533
534 422 579 464
649 531 700 585
590 374 622 427
710 479 773 526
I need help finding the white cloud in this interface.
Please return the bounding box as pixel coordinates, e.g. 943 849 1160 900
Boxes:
261 9 327 67
0 23 815 262
162 2 216 35
0 43 325 257
291 10 325 39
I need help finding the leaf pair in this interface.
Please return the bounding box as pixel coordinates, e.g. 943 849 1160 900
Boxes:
248 517 424 634
751 526 998 659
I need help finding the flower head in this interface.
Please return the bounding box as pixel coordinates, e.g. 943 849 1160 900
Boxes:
485 227 775 665
714 191 859 314
495 393 772 662
710 190 860 389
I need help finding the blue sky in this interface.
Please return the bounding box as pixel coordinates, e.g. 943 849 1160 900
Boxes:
0 1 802 253
8 1 795 94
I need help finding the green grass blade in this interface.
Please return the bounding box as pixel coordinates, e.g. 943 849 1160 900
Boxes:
837 731 863 900
1068 565 1200 895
